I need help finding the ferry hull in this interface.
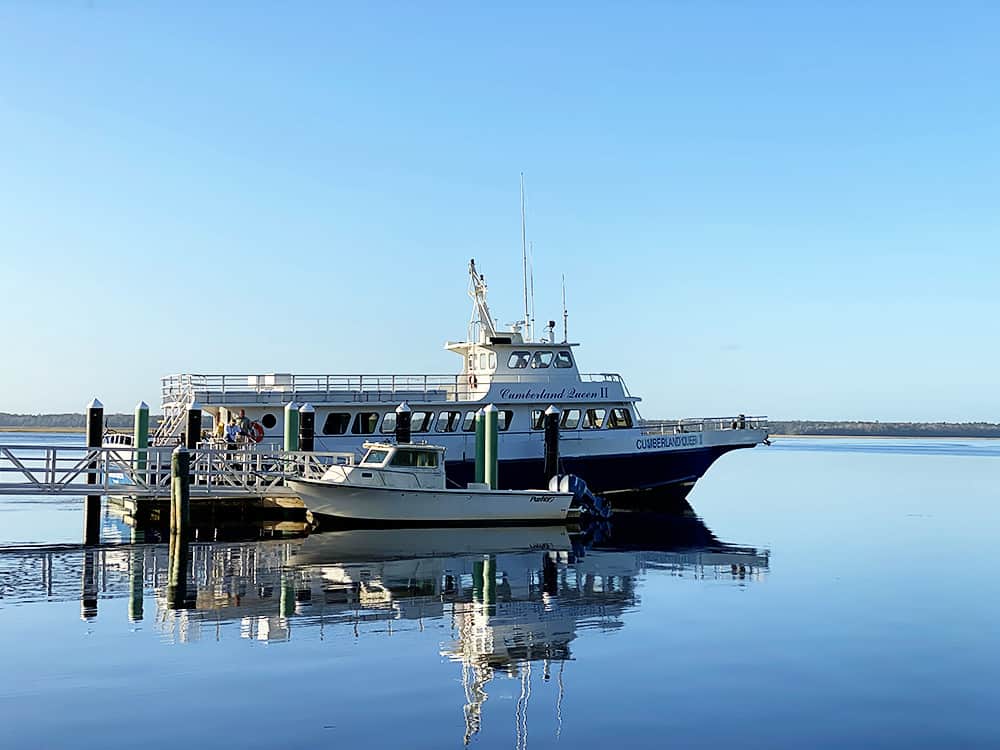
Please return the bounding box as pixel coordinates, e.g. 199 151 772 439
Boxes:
288 479 573 523
444 442 755 499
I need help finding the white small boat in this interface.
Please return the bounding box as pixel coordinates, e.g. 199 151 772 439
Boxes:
287 441 575 523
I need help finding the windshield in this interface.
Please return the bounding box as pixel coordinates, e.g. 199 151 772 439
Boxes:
360 449 390 465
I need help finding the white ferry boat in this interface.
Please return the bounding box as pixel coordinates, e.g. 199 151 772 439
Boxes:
151 260 768 500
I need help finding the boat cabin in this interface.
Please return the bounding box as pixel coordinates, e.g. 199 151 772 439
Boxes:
321 442 449 490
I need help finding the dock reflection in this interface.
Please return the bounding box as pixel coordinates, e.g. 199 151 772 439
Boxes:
0 511 767 743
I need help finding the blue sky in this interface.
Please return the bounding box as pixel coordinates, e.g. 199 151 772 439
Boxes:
1 1 997 420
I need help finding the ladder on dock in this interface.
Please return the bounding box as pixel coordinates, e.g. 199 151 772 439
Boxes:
0 444 352 498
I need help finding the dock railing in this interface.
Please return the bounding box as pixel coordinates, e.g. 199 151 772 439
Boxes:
639 416 769 435
0 444 355 498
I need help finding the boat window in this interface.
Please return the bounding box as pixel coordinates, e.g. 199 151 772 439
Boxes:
489 352 497 368
561 409 581 430
583 408 606 429
554 351 573 368
437 411 462 432
530 351 554 369
261 413 277 429
361 449 389 465
390 448 439 468
462 411 478 432
322 412 351 435
507 351 531 369
479 353 489 370
351 412 380 434
412 411 433 432
608 407 633 429
498 410 514 431
380 412 397 434
530 410 545 430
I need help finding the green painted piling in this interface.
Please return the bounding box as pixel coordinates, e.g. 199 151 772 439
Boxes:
483 404 499 489
280 571 295 618
283 402 300 452
474 409 486 483
472 560 484 603
84 398 103 546
133 401 149 475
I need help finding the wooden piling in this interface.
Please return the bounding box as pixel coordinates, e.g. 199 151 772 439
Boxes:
299 403 315 452
170 446 191 537
483 556 496 609
185 402 202 450
543 405 561 484
80 548 98 620
394 401 412 444
128 548 144 622
84 398 103 546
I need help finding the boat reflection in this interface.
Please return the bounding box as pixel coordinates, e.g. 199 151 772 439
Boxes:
0 513 767 743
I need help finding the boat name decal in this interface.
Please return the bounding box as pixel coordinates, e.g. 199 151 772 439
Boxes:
497 386 609 401
635 434 704 450
530 495 554 503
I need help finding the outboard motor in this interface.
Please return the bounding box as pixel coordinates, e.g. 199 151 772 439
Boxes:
549 474 612 520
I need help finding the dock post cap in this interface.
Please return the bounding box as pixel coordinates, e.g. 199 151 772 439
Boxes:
172 444 189 455
189 400 202 411
483 403 498 413
544 404 561 415
299 403 315 413
285 401 300 410
87 398 103 409
396 401 411 413
136 401 149 411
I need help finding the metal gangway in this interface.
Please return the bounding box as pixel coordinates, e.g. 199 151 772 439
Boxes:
0 444 353 498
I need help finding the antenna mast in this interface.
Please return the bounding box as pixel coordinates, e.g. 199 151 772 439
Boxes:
529 241 535 341
562 274 568 343
520 172 530 341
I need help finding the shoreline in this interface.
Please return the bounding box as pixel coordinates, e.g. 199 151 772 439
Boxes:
770 434 1000 440
0 426 86 433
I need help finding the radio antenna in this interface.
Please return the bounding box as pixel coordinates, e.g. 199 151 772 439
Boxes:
520 172 530 341
561 274 568 343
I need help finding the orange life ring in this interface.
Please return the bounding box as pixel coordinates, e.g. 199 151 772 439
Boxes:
468 373 478 389
249 422 265 444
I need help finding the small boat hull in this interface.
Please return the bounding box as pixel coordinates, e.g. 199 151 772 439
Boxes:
287 478 573 523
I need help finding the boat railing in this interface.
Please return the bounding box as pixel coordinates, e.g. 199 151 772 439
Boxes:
161 372 632 405
639 416 769 435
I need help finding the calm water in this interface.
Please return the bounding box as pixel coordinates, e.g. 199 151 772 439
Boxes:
1 433 998 748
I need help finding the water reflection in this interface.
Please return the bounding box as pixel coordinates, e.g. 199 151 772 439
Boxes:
0 513 766 744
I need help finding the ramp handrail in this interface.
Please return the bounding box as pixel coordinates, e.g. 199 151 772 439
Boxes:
0 444 355 497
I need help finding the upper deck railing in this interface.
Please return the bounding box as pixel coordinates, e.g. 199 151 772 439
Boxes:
161 372 630 406
639 416 769 435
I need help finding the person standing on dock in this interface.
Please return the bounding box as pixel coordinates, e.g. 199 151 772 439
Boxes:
237 409 251 441
225 418 239 451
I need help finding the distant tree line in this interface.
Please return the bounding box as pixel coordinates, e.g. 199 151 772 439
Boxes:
0 412 158 430
771 421 1000 438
